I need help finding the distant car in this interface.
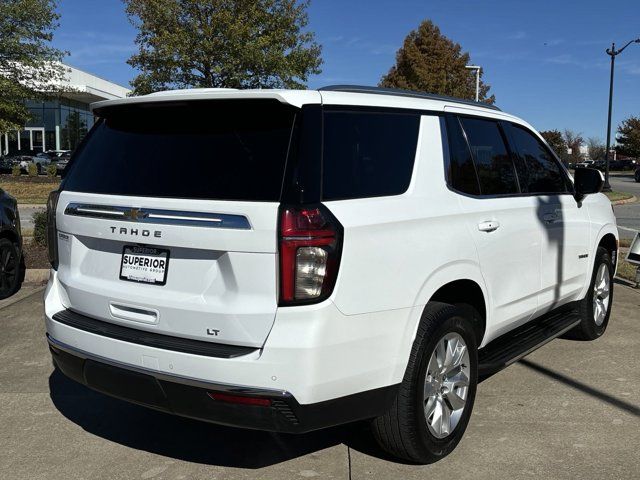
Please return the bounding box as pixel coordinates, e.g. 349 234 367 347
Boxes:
46 150 70 158
0 156 14 174
0 188 24 299
5 154 32 171
635 166 640 183
18 151 51 174
618 159 637 171
575 160 594 169
54 153 71 173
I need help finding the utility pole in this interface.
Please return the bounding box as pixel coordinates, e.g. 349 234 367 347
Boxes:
603 38 640 191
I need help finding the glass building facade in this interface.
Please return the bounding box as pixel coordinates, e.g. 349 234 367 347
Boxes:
0 64 129 156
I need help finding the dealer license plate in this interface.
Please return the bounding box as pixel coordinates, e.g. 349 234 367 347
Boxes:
119 245 169 285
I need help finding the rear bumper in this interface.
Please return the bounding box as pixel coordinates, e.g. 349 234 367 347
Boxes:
47 334 398 433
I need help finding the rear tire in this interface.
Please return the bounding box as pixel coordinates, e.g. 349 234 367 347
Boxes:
0 238 23 300
372 302 478 464
570 247 613 340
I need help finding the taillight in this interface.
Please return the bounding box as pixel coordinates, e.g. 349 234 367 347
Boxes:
46 191 60 270
278 204 342 305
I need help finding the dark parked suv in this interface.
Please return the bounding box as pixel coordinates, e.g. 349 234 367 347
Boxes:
0 189 24 299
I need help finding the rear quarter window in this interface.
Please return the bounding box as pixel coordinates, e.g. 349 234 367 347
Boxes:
321 109 420 201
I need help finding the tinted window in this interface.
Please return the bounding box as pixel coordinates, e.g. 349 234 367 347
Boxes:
460 117 519 195
509 125 568 193
322 110 420 200
445 115 480 195
63 100 296 201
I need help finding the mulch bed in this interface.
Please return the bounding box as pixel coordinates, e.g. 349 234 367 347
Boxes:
0 174 60 184
23 240 49 269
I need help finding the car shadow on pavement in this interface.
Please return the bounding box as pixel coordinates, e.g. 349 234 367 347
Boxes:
48 369 399 468
519 358 640 417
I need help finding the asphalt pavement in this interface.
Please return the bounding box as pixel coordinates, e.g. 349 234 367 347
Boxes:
609 174 640 240
1 284 639 479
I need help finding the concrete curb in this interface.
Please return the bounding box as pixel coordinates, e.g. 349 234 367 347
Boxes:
24 269 50 284
611 195 637 206
0 285 45 310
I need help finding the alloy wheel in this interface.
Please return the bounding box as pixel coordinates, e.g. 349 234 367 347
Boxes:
0 243 19 297
423 332 470 439
593 263 611 326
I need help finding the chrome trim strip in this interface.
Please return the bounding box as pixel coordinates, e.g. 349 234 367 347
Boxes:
46 333 289 397
64 203 251 230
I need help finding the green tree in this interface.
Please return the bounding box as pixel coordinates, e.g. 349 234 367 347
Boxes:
586 137 605 161
60 111 87 150
124 0 322 95
616 115 640 159
0 0 66 134
380 20 494 103
540 130 567 160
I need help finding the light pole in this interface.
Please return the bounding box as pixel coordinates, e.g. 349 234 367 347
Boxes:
465 65 481 102
603 38 640 191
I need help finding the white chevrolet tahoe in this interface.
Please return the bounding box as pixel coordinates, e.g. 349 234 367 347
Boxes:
44 86 618 463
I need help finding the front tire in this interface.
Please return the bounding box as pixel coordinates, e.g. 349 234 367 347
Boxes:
570 247 613 340
372 302 478 464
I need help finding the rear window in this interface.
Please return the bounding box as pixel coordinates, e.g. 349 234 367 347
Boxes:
63 100 297 201
459 117 519 195
322 109 420 201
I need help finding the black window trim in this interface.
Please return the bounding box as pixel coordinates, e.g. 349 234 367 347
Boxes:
441 114 482 195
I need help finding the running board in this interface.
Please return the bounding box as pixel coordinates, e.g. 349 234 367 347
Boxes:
478 306 581 377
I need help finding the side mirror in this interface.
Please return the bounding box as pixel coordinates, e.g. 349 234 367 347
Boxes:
573 167 604 202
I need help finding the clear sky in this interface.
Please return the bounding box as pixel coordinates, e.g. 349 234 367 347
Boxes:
52 0 640 140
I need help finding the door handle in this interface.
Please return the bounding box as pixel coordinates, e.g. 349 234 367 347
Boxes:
542 213 558 224
478 221 500 232
109 302 159 324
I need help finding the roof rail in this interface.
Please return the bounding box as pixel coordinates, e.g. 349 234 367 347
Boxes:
318 85 501 111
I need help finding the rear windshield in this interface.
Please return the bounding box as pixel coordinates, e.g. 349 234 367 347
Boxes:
63 100 297 201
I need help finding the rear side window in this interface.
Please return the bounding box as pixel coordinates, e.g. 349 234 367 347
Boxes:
459 117 519 195
322 109 420 200
508 125 568 194
444 115 480 195
63 100 297 201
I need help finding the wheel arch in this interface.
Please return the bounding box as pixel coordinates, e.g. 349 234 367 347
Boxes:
577 224 619 301
593 224 619 275
598 232 617 261
0 227 20 246
430 279 487 345
404 261 490 357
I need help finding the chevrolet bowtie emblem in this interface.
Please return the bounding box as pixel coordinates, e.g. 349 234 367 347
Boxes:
125 208 147 221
